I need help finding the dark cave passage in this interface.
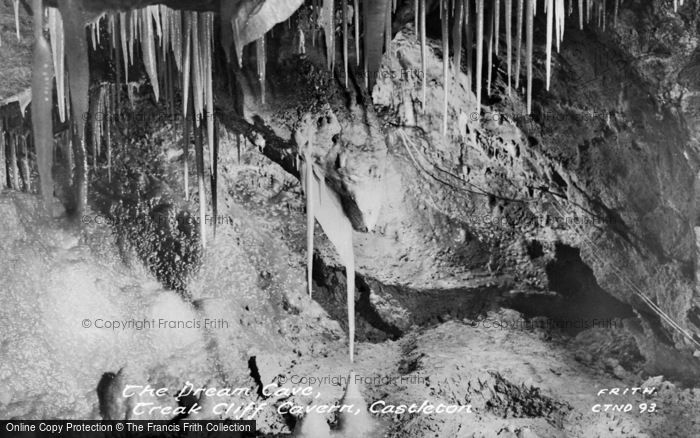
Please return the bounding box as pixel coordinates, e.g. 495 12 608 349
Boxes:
507 243 636 335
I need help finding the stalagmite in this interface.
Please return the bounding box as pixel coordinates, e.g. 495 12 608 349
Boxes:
337 372 374 435
194 116 206 249
14 0 21 40
321 0 335 70
293 410 331 438
514 0 523 89
441 0 449 135
48 8 66 123
256 36 266 104
141 7 160 101
526 0 533 113
59 0 89 215
476 0 484 103
420 0 426 109
546 0 552 90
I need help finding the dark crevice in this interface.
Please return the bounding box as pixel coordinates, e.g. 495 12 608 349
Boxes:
248 356 267 400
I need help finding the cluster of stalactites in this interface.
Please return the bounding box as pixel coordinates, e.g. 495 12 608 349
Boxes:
307 0 635 121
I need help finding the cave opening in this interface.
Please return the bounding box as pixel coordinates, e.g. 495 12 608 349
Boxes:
508 242 636 335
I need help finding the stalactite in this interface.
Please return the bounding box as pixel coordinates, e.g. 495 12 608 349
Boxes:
364 0 392 88
526 0 533 113
48 8 66 123
487 0 494 95
108 13 116 51
14 0 21 40
304 150 314 297
0 124 5 189
220 0 235 64
256 36 266 104
106 87 112 182
89 87 100 171
556 0 564 51
453 0 464 74
464 0 473 91
90 21 98 50
578 0 583 28
384 0 392 55
476 0 484 103
506 0 512 93
322 0 335 70
9 133 18 190
119 13 129 84
614 0 618 26
420 0 427 109
191 13 204 125
514 0 523 89
545 0 552 90
160 6 170 60
354 0 360 65
141 7 160 101
211 117 219 239
203 12 215 180
343 0 349 86
182 12 192 118
183 98 191 201
303 160 356 362
170 9 182 71
494 0 500 56
59 0 89 215
150 5 162 40
20 135 30 192
414 0 419 32
194 114 206 249
441 0 449 135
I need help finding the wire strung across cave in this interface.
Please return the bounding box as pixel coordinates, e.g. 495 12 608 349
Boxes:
396 128 537 204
